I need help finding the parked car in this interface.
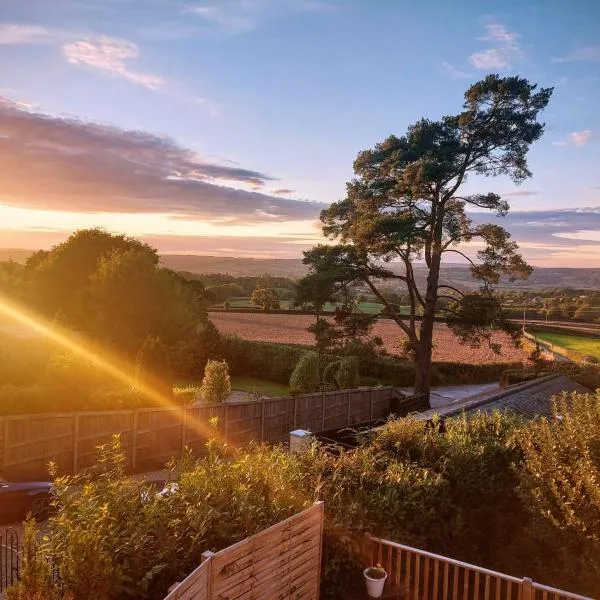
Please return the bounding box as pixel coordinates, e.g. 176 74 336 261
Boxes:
0 478 53 524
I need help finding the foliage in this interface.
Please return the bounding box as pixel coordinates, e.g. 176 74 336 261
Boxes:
289 352 321 395
250 286 281 311
134 336 174 400
5 517 64 600
302 75 552 396
323 356 360 390
518 392 600 593
199 359 231 404
170 319 222 379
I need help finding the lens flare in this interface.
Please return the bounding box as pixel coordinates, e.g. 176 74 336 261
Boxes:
0 292 219 447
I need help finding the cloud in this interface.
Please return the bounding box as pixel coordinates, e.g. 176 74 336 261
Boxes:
0 24 54 44
501 190 538 197
188 0 337 33
0 98 319 223
552 130 593 147
441 61 471 79
553 45 600 63
62 36 164 90
271 188 295 195
569 130 592 146
469 22 520 70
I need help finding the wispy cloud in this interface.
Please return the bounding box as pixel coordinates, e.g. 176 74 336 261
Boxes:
441 61 471 79
62 36 164 90
553 45 600 63
0 23 55 45
501 190 539 197
271 188 295 195
469 22 520 70
188 0 337 33
553 130 593 147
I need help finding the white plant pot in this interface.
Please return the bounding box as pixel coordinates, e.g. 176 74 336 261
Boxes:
363 568 387 598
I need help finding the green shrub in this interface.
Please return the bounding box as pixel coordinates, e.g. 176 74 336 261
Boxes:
518 391 600 595
199 359 231 404
5 518 63 600
134 336 174 400
289 352 320 395
336 356 360 389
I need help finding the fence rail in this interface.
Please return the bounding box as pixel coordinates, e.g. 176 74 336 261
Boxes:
0 387 426 479
367 536 592 600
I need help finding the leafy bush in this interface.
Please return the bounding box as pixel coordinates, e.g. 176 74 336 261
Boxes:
5 518 63 600
134 336 173 400
323 356 360 390
289 352 320 395
199 359 231 404
518 391 600 594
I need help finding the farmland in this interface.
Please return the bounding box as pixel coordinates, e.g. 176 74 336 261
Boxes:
210 312 531 364
530 330 600 361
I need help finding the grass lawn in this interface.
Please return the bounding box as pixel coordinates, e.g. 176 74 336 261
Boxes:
174 376 290 399
531 330 600 360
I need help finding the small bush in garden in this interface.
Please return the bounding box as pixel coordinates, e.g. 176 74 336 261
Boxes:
335 356 360 389
289 351 320 395
5 517 64 600
199 359 231 404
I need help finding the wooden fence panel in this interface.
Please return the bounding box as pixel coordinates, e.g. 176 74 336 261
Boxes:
348 389 371 424
263 398 294 443
209 502 323 600
77 411 134 471
372 386 394 420
224 402 263 446
183 406 226 455
164 558 210 600
135 408 183 471
295 393 324 433
323 390 348 430
4 414 74 479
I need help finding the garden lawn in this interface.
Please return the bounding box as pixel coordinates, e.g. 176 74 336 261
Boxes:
531 330 600 360
174 376 289 400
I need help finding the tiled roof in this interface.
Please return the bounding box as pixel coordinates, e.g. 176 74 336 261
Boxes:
415 374 589 421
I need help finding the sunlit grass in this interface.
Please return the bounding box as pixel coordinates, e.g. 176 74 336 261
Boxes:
531 330 600 360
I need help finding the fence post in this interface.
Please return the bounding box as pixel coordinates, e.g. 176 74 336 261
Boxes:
370 388 374 420
3 417 8 473
72 413 80 474
521 577 533 600
293 396 298 429
181 407 187 457
202 550 215 598
260 399 266 442
347 389 351 426
321 391 326 431
132 410 139 470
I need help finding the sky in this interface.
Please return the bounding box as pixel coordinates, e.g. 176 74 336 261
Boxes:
0 0 599 267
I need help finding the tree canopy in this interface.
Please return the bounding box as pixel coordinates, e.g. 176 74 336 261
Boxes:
302 75 553 399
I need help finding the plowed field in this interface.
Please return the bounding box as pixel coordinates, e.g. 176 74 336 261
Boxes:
210 312 529 363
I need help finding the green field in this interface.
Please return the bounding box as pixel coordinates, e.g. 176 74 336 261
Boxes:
211 297 409 315
174 375 290 401
532 330 600 360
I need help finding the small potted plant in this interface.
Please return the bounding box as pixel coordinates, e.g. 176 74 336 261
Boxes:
363 564 387 598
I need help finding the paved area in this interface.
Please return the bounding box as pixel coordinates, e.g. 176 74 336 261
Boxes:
399 383 500 409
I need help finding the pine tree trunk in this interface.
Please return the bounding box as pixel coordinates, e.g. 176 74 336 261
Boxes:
414 250 442 405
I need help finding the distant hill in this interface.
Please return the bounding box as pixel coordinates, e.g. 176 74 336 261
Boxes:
3 249 600 290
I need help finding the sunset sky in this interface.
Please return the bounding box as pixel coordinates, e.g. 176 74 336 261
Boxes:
1 0 599 266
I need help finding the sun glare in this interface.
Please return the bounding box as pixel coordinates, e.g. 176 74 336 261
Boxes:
0 292 218 442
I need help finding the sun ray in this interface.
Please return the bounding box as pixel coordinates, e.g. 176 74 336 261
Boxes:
0 292 222 452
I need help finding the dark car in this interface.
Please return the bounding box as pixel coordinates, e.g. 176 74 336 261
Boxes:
0 478 53 524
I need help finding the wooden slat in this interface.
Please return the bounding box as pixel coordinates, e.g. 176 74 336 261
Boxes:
432 560 439 600
453 565 459 600
443 562 449 600
474 571 480 600
424 556 430 600
414 554 420 600
405 551 412 597
484 575 490 600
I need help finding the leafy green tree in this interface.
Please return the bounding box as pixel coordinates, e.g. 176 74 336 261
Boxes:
134 336 174 400
289 352 320 395
199 359 231 404
303 75 552 399
335 356 360 389
88 249 202 353
250 286 280 311
24 228 157 325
